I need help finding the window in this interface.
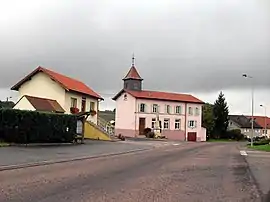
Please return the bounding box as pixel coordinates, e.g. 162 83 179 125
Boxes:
166 105 171 114
265 130 268 134
164 119 170 129
175 119 180 130
81 97 86 112
124 94 127 101
134 82 139 90
188 107 193 115
175 106 181 114
90 102 95 110
152 118 156 128
139 103 146 112
71 97 77 108
152 104 158 113
195 107 200 116
124 83 128 89
188 120 197 128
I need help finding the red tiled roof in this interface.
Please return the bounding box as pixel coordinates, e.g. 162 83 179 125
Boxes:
123 66 143 80
24 95 65 113
11 66 103 100
112 89 204 103
247 116 270 129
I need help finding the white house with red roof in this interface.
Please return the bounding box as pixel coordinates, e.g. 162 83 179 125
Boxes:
11 66 103 124
112 58 206 141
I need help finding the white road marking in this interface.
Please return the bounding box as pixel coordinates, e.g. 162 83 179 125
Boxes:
240 150 248 156
173 143 180 146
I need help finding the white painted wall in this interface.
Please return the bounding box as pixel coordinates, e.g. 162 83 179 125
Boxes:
14 72 99 124
13 96 35 111
17 72 66 107
115 92 136 130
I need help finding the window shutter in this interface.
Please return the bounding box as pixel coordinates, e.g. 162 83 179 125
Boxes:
179 106 182 114
195 121 197 128
144 104 147 113
138 103 140 112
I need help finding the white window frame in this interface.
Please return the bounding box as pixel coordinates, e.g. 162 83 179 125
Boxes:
188 107 193 115
164 118 170 129
175 106 181 114
188 120 196 128
152 104 158 113
139 103 146 112
175 119 180 130
151 118 156 128
71 97 77 108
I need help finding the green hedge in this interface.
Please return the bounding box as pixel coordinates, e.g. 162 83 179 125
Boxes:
0 109 77 143
253 139 270 146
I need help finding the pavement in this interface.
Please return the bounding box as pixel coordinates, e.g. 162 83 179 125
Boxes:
0 142 263 202
240 148 270 201
0 139 178 169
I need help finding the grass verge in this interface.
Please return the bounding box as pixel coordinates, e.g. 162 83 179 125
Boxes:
248 144 270 152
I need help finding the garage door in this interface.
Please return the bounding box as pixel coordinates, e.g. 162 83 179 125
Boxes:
187 132 197 141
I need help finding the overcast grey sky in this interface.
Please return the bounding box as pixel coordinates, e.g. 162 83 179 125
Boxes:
0 0 269 115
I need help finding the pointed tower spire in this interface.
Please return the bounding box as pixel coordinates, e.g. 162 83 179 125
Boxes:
122 54 143 91
132 53 135 67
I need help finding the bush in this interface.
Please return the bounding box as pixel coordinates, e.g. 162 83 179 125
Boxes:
253 138 270 146
226 129 245 141
0 109 77 143
144 128 152 135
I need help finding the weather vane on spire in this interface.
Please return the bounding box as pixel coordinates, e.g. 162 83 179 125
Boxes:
132 53 135 67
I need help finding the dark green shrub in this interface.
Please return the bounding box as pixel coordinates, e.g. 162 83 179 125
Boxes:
253 139 270 146
0 109 77 143
144 128 151 136
146 132 155 138
227 129 245 141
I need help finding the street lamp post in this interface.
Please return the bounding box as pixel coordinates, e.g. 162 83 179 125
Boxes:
260 104 267 136
243 74 254 147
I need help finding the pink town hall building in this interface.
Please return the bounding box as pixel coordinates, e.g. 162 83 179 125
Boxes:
112 58 206 141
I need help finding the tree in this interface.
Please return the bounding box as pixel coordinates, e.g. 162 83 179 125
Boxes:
202 103 215 139
213 91 229 139
0 101 15 109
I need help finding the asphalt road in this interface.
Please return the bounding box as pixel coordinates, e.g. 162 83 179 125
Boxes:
0 142 262 202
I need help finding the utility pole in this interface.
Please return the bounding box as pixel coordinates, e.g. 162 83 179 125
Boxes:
243 74 254 147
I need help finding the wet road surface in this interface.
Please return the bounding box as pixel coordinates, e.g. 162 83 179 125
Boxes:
0 142 261 202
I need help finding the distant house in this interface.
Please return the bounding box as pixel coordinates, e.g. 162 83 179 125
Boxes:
249 116 270 137
112 57 206 141
11 66 103 123
228 115 263 137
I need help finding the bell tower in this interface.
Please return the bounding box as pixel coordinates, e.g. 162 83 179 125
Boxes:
123 54 143 91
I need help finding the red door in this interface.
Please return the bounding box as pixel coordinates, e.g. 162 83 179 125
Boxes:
187 132 197 141
139 118 146 135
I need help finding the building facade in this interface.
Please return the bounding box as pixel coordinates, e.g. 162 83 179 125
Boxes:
228 115 263 138
12 66 103 123
113 58 206 141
